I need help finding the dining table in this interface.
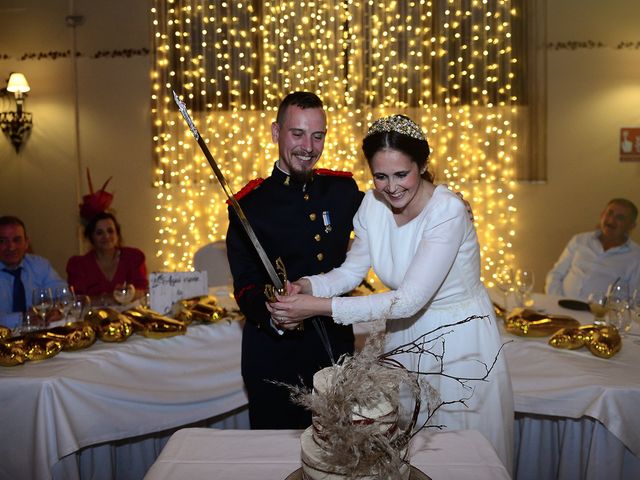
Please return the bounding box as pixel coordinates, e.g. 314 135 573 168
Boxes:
0 315 248 480
3 290 639 480
144 427 511 480
499 291 640 480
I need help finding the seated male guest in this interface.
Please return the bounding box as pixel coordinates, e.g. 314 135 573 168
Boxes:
66 212 148 301
545 198 640 300
0 216 66 328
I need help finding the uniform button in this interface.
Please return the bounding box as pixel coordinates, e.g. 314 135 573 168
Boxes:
314 234 321 242
303 194 310 201
309 213 317 221
316 253 324 261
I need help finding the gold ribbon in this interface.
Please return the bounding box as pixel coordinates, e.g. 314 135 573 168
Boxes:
549 325 622 359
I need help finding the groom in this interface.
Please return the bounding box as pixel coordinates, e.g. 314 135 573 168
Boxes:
226 92 364 429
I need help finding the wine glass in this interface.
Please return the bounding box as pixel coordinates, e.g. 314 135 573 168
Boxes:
54 286 75 322
494 266 514 311
515 269 535 308
32 287 53 328
587 291 608 326
113 283 136 306
69 295 91 321
15 310 40 335
630 289 640 343
140 291 151 309
606 282 630 334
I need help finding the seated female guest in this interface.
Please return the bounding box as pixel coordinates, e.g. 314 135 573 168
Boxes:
66 212 148 299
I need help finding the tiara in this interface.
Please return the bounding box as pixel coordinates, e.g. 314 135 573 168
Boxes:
365 114 425 141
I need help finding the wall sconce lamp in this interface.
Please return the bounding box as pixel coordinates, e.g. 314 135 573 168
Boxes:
0 73 33 153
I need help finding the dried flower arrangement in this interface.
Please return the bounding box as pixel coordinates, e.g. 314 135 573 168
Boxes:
279 314 505 479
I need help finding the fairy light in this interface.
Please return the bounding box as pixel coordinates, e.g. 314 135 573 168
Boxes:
151 0 518 283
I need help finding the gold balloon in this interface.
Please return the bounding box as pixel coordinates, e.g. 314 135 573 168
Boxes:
121 307 187 339
3 335 63 361
587 326 621 359
504 308 580 337
548 327 584 349
85 308 134 342
175 296 227 324
549 324 621 359
0 325 11 340
37 322 97 351
0 341 28 366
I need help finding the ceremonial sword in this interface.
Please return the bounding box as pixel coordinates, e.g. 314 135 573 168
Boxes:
172 91 284 295
173 92 335 359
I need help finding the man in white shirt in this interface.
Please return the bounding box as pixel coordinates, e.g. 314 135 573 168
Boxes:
0 216 66 328
545 198 640 300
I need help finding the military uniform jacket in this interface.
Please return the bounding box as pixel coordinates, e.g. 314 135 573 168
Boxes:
227 163 363 334
226 163 363 428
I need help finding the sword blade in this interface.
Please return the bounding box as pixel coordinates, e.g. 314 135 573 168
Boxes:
172 91 284 291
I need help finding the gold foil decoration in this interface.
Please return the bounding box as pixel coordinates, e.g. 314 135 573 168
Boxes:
549 324 621 359
0 341 28 366
85 308 134 342
3 335 63 362
175 296 228 324
493 302 507 318
37 322 97 351
121 307 187 339
0 325 11 340
504 308 580 337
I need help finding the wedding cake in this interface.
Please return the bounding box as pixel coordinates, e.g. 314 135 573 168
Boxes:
299 366 411 480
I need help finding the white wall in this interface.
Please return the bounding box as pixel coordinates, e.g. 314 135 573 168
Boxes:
0 0 157 276
1 0 639 291
512 0 640 292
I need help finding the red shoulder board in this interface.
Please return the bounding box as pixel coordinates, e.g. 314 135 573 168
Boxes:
227 178 264 204
314 168 353 178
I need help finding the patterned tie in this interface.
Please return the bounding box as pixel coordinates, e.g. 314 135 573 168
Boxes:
3 267 26 312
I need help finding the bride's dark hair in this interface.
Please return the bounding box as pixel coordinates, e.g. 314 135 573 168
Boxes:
362 116 433 182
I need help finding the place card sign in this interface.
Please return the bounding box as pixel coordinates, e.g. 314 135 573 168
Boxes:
149 271 208 314
620 127 640 162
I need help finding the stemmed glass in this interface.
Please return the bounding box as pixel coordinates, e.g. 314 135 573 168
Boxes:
606 282 631 335
15 311 40 335
515 269 535 308
494 266 514 311
630 289 640 344
587 291 608 326
32 287 53 328
113 283 136 306
69 295 91 321
54 286 75 322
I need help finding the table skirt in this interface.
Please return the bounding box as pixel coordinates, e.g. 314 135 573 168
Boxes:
514 414 640 480
51 407 249 480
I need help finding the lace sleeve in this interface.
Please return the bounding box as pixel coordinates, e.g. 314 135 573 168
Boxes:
331 197 467 325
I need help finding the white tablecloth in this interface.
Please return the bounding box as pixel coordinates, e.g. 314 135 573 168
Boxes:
500 292 640 479
144 428 511 480
0 320 248 480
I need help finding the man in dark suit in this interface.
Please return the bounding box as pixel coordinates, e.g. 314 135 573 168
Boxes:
226 92 363 428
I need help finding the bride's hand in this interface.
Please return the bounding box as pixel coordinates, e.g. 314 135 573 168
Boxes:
266 291 332 325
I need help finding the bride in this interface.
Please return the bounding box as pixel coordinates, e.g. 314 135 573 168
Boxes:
267 114 513 472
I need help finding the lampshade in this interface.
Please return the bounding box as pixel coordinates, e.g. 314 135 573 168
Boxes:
6 73 30 94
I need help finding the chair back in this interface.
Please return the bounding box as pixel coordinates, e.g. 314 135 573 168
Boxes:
193 240 233 287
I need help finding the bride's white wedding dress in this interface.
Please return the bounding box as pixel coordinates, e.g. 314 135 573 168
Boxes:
307 185 513 471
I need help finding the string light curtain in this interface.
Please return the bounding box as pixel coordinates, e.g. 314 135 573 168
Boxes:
151 0 519 284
